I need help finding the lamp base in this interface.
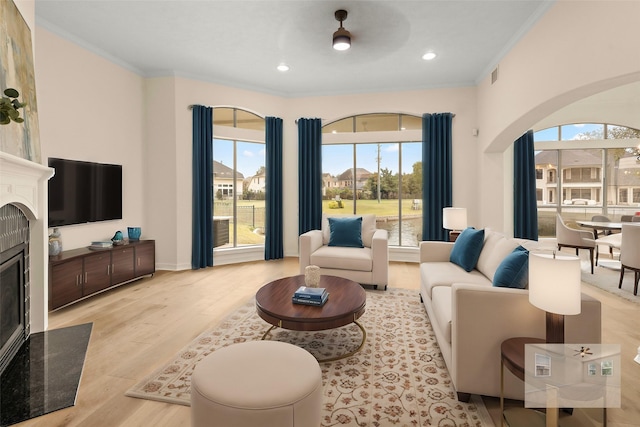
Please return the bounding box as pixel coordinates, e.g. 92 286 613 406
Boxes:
545 312 564 344
448 230 461 242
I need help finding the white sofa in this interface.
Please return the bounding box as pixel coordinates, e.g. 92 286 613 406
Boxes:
419 228 602 401
299 214 388 290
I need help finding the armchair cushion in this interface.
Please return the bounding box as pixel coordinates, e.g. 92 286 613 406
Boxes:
310 246 373 272
449 227 485 272
328 216 364 248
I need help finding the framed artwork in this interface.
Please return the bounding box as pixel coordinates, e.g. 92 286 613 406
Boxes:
0 0 41 162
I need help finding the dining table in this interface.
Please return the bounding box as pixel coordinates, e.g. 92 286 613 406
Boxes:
575 220 623 239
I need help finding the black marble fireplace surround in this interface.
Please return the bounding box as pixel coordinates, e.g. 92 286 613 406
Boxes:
0 323 93 426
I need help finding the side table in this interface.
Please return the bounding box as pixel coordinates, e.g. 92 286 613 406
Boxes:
500 337 547 427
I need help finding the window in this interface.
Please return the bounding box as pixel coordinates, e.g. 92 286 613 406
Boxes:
212 107 266 248
534 123 640 237
536 168 543 179
619 189 628 204
322 113 422 247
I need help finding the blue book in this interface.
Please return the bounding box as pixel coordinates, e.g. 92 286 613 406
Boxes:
294 286 327 300
292 293 328 306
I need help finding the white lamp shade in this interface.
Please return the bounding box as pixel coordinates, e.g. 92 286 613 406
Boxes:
529 252 581 315
442 207 467 230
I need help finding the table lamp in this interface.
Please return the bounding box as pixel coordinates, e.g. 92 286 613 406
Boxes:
528 252 581 343
442 207 467 242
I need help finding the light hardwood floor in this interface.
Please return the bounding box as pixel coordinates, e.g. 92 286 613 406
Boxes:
15 258 640 427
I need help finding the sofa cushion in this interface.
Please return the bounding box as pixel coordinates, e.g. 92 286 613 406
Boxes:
476 229 520 281
322 214 376 247
328 216 364 248
420 261 492 299
493 246 529 289
310 246 372 272
449 227 485 272
431 286 452 344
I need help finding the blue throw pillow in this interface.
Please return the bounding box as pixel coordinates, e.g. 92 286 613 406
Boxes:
328 217 364 248
493 246 529 289
449 227 485 272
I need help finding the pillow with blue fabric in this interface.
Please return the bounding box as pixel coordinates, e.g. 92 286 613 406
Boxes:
328 216 364 248
449 227 485 272
493 246 529 289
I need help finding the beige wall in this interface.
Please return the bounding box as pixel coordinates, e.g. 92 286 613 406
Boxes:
35 27 146 251
31 0 640 269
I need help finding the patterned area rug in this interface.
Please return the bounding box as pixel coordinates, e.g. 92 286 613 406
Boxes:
126 288 494 426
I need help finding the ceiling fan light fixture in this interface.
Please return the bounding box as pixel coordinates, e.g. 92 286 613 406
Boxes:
422 51 437 61
333 9 351 51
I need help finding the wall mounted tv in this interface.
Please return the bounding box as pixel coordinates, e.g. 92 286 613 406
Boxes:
48 158 123 227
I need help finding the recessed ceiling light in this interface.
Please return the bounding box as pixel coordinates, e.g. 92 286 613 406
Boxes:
422 52 437 61
277 63 290 72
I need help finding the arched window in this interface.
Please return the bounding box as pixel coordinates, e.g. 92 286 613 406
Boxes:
321 113 423 247
533 123 640 237
212 107 266 248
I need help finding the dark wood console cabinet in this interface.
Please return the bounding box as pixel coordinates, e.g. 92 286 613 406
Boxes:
49 240 155 310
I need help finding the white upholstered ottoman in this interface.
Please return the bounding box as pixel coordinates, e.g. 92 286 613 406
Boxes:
190 340 323 427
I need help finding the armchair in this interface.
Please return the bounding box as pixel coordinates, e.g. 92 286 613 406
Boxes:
299 214 389 290
556 214 596 273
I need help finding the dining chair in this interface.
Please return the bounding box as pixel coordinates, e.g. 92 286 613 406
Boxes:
556 214 596 274
618 223 640 295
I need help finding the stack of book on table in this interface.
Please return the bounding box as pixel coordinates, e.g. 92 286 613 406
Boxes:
89 241 113 250
292 286 329 306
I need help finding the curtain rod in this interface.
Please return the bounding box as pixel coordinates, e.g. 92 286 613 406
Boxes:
189 105 456 121
294 113 455 125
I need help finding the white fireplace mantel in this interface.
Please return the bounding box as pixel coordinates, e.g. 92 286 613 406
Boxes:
0 151 54 332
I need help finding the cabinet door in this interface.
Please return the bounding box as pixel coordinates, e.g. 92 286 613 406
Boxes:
50 259 84 310
83 252 112 296
135 241 155 276
111 246 135 284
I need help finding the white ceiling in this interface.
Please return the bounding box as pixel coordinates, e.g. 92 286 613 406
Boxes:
34 0 553 97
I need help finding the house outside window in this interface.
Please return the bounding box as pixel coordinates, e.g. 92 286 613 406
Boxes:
534 123 640 237
321 113 423 247
212 107 266 248
535 168 543 179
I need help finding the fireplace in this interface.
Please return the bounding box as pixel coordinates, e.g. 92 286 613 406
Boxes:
0 151 54 375
0 205 30 375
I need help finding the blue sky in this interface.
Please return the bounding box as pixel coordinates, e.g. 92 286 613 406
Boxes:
534 123 603 141
323 142 422 176
213 139 423 178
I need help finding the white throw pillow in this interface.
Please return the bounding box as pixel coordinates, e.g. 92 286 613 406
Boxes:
476 229 519 280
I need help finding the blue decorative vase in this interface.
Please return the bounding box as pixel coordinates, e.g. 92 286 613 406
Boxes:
128 227 141 241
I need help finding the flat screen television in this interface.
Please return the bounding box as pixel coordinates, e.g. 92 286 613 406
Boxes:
48 158 123 227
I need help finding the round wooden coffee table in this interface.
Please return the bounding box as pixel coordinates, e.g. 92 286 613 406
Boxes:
255 274 366 362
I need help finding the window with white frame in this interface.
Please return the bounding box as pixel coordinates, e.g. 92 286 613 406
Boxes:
322 113 423 247
534 123 640 237
212 108 266 248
